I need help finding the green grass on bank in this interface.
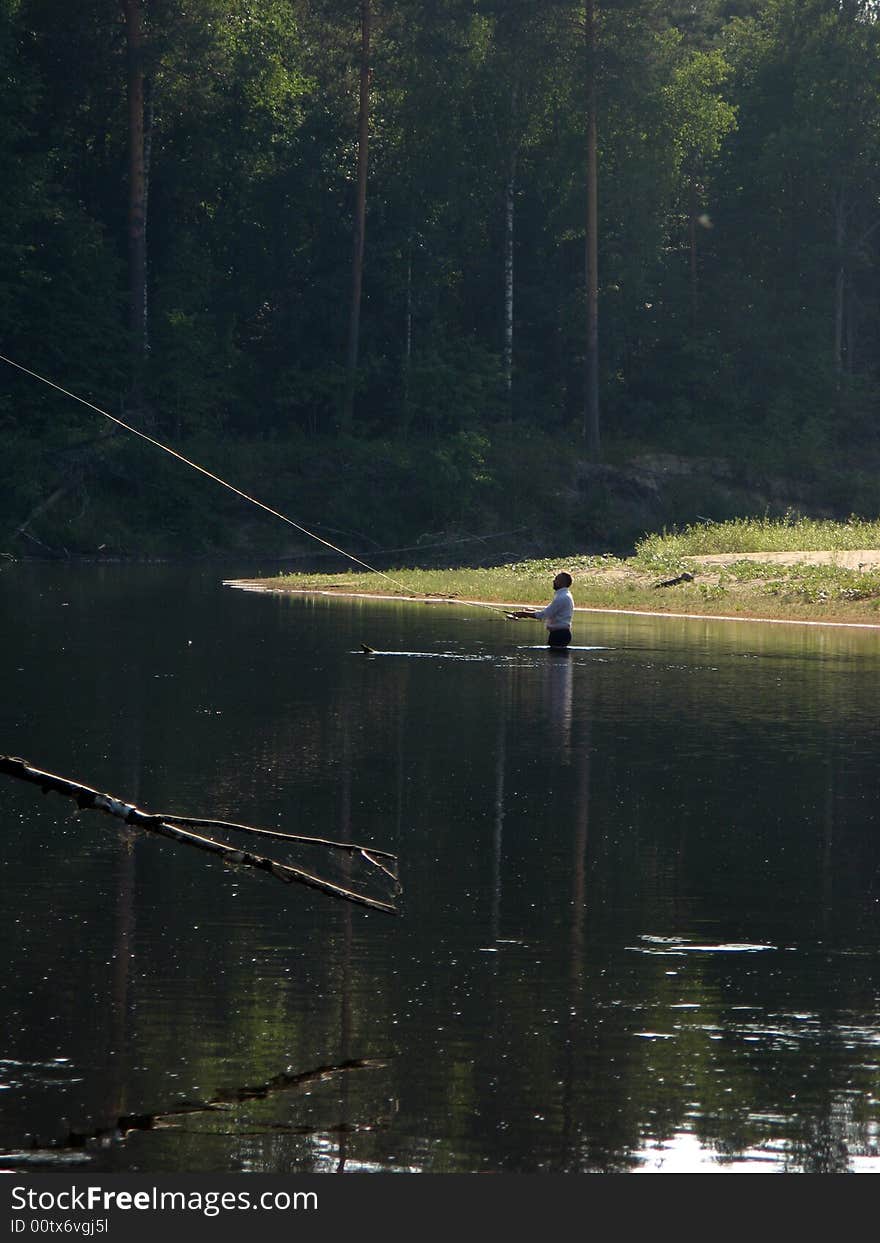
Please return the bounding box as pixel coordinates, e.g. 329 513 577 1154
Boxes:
255 517 880 624
273 554 615 603
634 513 880 569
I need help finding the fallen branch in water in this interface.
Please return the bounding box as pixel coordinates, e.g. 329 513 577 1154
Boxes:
4 1057 390 1160
142 810 399 884
0 755 399 914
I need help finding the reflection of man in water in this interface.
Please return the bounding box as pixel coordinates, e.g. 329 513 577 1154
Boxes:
509 571 574 647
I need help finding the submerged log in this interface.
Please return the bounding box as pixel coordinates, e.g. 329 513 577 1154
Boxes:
0 755 399 914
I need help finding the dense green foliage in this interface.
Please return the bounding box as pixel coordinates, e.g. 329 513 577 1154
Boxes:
2 0 880 555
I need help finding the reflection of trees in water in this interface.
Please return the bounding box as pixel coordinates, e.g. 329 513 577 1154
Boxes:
105 832 136 1126
104 714 144 1130
575 737 880 1171
458 650 880 1172
560 678 589 1170
64 603 880 1173
336 716 353 1173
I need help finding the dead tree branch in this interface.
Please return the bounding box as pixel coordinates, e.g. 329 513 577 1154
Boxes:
0 755 399 914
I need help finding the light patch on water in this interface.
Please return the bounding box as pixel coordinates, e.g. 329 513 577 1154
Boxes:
836 1025 880 1047
634 1130 784 1173
0 1149 92 1167
849 1155 880 1172
353 649 496 661
354 646 609 662
0 1058 80 1090
515 645 609 652
0 1058 71 1066
628 935 777 956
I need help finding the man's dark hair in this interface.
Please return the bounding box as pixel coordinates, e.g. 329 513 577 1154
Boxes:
557 571 572 587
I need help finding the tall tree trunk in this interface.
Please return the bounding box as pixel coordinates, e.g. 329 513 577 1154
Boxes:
143 72 154 352
402 238 412 429
584 0 600 457
845 284 856 377
833 184 846 381
688 175 699 332
341 0 371 431
503 149 517 401
123 0 148 403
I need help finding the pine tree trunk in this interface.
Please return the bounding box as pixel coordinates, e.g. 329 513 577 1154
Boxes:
402 240 412 430
123 0 148 401
584 0 600 457
833 185 846 380
342 0 371 430
503 150 516 401
689 176 698 332
845 284 856 377
142 73 154 353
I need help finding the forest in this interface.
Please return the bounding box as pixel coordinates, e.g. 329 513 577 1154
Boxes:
1 0 879 559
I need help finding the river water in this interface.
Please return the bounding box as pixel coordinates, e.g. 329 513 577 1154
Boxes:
1 562 878 1173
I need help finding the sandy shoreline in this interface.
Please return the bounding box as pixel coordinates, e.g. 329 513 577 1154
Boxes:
225 579 880 630
224 548 880 630
685 549 880 569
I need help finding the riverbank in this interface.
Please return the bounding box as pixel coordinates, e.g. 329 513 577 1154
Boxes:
5 427 880 566
232 544 880 629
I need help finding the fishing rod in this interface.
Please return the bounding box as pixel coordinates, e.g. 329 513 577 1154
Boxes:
0 352 513 617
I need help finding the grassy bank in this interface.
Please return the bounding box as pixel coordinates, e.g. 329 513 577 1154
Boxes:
249 517 880 626
635 514 880 566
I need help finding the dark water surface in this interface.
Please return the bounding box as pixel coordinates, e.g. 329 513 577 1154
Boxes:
1 563 879 1173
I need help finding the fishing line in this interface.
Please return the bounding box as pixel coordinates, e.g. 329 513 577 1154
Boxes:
0 352 511 615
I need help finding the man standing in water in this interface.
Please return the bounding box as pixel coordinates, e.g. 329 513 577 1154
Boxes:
509 570 574 648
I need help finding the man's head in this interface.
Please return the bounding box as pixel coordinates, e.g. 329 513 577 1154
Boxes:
553 571 573 590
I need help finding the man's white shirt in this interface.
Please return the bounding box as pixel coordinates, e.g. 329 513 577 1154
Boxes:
534 587 574 631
